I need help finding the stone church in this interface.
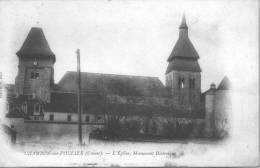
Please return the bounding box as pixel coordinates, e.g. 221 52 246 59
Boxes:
4 15 231 143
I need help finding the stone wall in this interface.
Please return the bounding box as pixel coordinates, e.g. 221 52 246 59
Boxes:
6 113 205 143
166 71 201 110
204 89 231 138
214 90 231 137
15 59 54 102
44 112 104 123
204 89 215 137
6 117 103 144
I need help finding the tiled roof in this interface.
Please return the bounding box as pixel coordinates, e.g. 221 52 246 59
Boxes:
45 93 204 118
166 58 201 73
200 88 212 102
201 76 231 101
217 76 231 90
58 71 169 97
166 15 201 74
167 16 199 61
167 36 200 61
45 92 105 114
16 27 56 62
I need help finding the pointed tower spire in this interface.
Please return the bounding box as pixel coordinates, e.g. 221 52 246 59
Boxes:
165 14 202 111
16 27 56 63
166 14 200 65
179 13 188 29
15 27 55 100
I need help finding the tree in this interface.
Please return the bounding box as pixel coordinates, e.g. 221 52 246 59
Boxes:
162 121 176 138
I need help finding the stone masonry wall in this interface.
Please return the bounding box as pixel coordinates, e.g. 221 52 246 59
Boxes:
166 71 201 110
6 117 103 144
15 59 54 102
214 90 231 137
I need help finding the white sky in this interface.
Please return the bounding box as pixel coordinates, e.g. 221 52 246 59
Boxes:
0 0 258 92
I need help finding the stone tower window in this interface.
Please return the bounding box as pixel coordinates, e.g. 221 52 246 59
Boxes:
22 102 27 114
67 115 72 122
49 114 54 121
34 103 41 115
178 77 185 89
31 71 40 79
189 78 195 89
33 61 38 66
85 116 90 122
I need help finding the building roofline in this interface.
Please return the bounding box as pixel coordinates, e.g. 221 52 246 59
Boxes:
58 71 163 85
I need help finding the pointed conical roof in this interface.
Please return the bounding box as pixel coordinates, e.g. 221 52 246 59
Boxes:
167 37 200 62
167 16 199 62
16 27 55 62
179 14 188 29
166 15 201 74
166 59 201 73
217 76 231 90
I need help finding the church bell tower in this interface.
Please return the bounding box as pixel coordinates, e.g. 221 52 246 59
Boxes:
15 27 56 102
165 15 201 111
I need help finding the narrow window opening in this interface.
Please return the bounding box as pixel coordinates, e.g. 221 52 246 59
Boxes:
67 115 71 122
49 114 54 121
31 72 40 79
189 78 195 89
178 77 185 89
85 116 89 122
34 104 41 115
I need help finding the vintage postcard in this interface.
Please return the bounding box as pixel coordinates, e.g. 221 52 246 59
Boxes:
0 0 258 167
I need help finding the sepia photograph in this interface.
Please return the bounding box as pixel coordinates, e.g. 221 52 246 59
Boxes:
0 0 258 166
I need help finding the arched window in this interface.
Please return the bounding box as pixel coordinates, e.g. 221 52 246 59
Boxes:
178 77 185 89
31 71 40 79
22 102 27 114
34 103 41 115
